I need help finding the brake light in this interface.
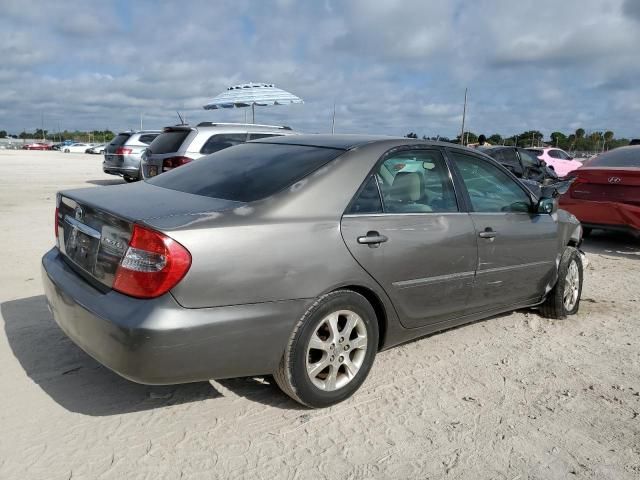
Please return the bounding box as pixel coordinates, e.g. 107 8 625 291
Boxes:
113 224 191 299
54 195 61 247
115 147 133 155
162 156 192 172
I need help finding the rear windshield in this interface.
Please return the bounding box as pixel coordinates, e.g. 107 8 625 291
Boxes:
586 147 640 168
147 143 343 202
148 130 191 154
110 133 131 147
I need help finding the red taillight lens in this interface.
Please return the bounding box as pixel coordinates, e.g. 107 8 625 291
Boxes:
162 156 192 172
113 224 191 299
54 207 59 246
115 147 133 155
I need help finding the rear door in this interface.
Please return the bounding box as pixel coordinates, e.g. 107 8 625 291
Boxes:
447 150 558 311
341 148 478 328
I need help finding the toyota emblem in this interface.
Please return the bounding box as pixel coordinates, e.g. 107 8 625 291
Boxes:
608 176 621 184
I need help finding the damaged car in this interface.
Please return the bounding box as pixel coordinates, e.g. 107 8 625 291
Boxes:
42 135 586 408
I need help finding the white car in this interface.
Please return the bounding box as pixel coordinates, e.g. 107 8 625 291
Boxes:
62 143 93 153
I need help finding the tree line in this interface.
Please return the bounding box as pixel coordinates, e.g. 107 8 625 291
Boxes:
405 128 633 151
0 129 116 143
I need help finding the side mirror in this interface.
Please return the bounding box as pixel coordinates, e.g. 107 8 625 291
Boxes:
537 197 557 214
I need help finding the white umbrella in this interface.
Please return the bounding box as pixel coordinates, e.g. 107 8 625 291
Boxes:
203 82 303 123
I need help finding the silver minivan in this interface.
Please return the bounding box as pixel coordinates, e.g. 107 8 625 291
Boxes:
140 122 297 179
103 130 161 182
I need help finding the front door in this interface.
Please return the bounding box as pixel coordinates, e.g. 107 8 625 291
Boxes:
448 150 558 312
341 148 478 328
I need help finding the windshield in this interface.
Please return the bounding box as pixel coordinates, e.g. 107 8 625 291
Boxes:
586 147 640 168
147 143 343 202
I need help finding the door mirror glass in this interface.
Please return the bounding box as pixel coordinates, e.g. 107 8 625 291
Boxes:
537 197 557 214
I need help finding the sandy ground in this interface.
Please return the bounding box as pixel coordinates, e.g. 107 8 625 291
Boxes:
0 149 639 480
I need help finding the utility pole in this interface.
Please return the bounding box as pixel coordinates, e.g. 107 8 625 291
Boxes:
331 102 336 134
459 88 467 146
140 113 143 130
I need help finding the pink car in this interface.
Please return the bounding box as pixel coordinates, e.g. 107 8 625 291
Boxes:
527 147 582 177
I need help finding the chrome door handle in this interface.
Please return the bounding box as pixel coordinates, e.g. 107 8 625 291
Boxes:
478 229 497 239
357 231 388 247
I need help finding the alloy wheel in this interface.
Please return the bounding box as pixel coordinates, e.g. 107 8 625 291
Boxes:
305 310 368 391
563 259 580 311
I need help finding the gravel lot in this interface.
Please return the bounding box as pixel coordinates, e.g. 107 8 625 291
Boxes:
1 149 639 480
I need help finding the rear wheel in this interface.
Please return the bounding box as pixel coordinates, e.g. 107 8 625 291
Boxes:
123 175 136 183
274 290 378 408
541 247 583 319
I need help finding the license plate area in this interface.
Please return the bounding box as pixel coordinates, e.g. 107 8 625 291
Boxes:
62 216 101 274
148 165 158 177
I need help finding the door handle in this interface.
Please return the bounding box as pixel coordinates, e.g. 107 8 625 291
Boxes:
357 231 388 247
478 228 497 239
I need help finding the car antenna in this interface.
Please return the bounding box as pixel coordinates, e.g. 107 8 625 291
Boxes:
176 111 185 125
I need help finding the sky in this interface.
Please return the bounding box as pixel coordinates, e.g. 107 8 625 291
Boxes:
1 0 639 139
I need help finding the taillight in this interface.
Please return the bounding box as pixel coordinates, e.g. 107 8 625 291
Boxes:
54 194 61 247
113 224 191 299
115 147 133 155
162 156 192 172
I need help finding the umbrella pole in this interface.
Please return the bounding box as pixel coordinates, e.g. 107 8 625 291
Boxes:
251 104 255 124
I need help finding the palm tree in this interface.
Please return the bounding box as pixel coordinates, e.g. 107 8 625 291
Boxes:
604 131 614 151
575 128 585 139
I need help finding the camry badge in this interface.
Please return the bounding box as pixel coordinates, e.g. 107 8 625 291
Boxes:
608 177 621 184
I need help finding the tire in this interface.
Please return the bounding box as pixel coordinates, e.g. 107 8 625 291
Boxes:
123 176 136 183
540 247 583 319
64 149 70 153
274 290 379 408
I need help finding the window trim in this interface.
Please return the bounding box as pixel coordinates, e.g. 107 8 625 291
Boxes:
444 147 538 215
344 145 461 216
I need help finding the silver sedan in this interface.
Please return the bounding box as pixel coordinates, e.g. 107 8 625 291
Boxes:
42 135 585 407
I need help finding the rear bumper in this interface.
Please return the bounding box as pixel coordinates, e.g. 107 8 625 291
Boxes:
41 248 308 384
560 198 640 233
103 154 142 178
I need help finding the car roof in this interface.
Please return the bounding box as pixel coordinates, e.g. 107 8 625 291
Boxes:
116 130 162 135
248 134 438 150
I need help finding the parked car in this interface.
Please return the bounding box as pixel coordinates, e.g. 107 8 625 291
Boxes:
86 144 106 154
42 135 585 408
560 145 640 237
22 143 52 150
62 143 93 153
103 130 160 182
527 147 583 177
140 122 297 179
482 146 558 185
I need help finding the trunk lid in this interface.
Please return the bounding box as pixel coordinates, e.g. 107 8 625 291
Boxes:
569 167 640 205
57 182 242 289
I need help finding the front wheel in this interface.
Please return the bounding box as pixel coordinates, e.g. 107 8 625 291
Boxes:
541 247 583 319
274 290 378 408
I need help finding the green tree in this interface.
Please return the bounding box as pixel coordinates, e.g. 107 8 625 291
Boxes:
550 131 566 147
575 128 585 139
0 130 6 138
604 131 614 150
488 134 502 145
405 132 418 139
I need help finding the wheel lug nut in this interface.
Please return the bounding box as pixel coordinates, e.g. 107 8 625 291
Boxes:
330 356 334 361
339 356 344 363
339 337 344 343
344 345 349 351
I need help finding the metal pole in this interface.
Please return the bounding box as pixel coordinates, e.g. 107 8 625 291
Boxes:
331 102 336 134
460 88 467 145
252 104 255 124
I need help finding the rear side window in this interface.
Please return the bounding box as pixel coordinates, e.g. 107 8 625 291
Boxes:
110 134 131 147
518 149 540 168
148 143 343 202
148 130 191 154
248 133 283 140
587 147 640 167
138 134 159 145
200 133 247 155
528 149 543 156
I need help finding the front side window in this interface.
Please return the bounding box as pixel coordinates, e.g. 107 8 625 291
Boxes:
518 149 540 169
451 152 532 213
200 133 247 155
376 150 458 213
